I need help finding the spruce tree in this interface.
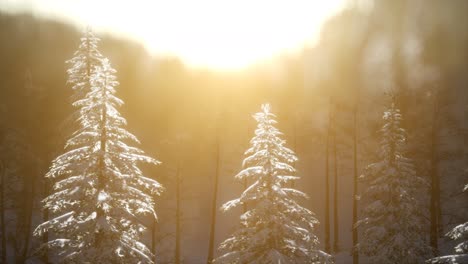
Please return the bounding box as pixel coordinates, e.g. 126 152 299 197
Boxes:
67 27 104 100
356 96 430 263
34 57 162 263
215 104 332 264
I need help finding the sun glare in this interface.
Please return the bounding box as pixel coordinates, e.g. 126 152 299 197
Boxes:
125 0 345 70
2 0 345 70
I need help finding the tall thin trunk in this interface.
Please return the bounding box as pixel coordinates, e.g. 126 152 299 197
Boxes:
175 160 181 264
242 120 251 214
291 113 297 189
352 106 359 264
324 99 332 253
152 219 157 263
391 0 408 125
19 166 36 263
42 180 49 263
19 73 37 263
332 105 339 253
207 134 221 264
0 160 6 264
429 92 440 254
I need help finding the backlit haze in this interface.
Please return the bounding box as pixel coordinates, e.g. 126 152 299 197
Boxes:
0 0 345 70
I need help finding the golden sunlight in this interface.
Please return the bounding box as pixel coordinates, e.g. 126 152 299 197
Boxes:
1 0 345 69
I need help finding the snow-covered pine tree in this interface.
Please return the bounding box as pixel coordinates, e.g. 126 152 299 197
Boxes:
427 184 468 264
215 104 332 264
34 58 163 263
356 96 430 263
60 27 104 138
67 27 104 100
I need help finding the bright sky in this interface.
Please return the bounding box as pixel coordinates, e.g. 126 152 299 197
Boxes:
1 0 346 70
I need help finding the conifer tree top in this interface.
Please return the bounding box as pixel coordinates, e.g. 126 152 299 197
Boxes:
66 27 104 96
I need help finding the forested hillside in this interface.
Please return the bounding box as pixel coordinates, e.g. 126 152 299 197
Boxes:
0 0 467 263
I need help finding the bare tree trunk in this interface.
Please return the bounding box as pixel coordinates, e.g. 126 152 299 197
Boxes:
352 106 359 264
152 219 157 263
390 0 409 125
175 160 181 264
18 167 36 264
17 70 35 264
42 180 49 263
0 160 6 264
242 120 251 214
207 135 221 264
324 99 332 253
291 113 297 189
429 91 440 254
332 107 339 253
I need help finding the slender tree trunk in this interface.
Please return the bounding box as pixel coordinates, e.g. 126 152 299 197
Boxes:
19 167 36 263
429 92 440 254
391 1 409 126
352 106 359 264
0 160 6 264
393 47 408 122
347 9 370 263
324 99 332 253
175 160 181 264
291 112 297 189
18 71 35 264
242 120 251 214
152 219 157 263
42 179 49 263
207 135 221 264
332 106 339 253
